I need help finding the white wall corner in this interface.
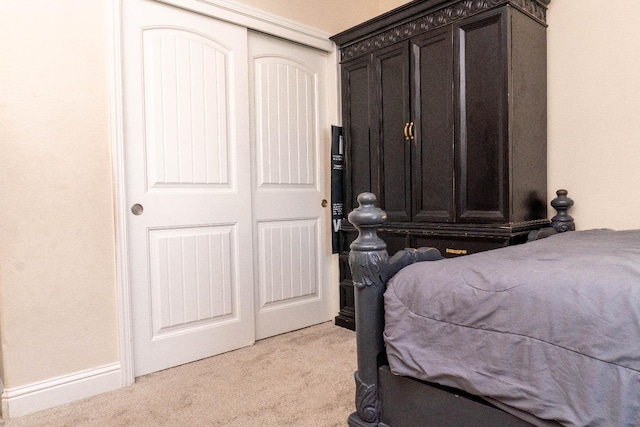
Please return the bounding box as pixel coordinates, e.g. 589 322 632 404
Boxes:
1 363 122 419
0 377 4 418
109 0 136 388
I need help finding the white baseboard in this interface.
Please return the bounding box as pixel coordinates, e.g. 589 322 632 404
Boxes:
1 363 122 419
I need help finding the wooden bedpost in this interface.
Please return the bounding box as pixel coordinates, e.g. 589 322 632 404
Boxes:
529 189 576 241
347 193 388 426
550 189 575 232
347 193 443 426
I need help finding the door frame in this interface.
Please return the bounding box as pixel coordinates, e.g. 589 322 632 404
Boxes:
109 0 339 385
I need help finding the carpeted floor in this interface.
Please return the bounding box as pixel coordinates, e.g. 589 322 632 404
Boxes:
1 322 356 426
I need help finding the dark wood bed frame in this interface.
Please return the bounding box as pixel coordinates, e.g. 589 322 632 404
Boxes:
347 190 575 427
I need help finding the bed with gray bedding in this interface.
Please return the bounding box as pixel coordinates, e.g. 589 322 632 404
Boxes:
347 192 640 427
385 229 640 426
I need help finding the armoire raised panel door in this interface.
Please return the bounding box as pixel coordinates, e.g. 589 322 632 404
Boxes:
341 56 372 217
372 43 411 222
455 9 509 223
455 6 548 224
411 27 455 223
367 29 455 224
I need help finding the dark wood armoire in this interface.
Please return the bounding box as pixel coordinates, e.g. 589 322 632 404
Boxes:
332 0 552 330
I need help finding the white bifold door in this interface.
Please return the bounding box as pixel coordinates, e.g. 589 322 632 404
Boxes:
122 0 331 377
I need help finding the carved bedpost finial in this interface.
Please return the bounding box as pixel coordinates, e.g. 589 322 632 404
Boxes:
348 193 387 253
550 189 575 232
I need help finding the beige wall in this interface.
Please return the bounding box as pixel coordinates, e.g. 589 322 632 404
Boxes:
547 0 640 230
1 0 639 416
234 0 408 34
0 0 118 388
378 0 411 16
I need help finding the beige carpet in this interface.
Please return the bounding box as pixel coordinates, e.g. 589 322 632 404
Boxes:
1 322 356 426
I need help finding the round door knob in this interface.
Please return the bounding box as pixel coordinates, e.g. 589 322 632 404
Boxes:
131 204 144 215
321 199 328 208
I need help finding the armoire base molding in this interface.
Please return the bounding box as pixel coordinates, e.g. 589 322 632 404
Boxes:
1 363 121 419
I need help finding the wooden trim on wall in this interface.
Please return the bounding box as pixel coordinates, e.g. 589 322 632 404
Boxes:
1 364 121 418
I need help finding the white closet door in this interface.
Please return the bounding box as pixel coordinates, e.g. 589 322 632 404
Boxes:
122 0 255 376
249 31 332 340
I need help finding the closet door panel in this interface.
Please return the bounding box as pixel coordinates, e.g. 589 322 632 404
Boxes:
372 43 411 222
411 27 455 223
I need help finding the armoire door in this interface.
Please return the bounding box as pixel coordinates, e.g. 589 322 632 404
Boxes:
455 9 509 223
248 31 332 340
411 27 455 223
371 32 454 224
341 56 372 215
372 43 412 222
123 0 255 376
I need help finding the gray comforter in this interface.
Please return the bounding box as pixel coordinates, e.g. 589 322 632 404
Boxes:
384 229 640 426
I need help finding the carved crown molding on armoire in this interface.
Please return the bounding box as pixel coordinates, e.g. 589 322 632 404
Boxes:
334 0 551 62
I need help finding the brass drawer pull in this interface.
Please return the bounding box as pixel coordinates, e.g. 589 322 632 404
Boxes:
445 248 467 255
